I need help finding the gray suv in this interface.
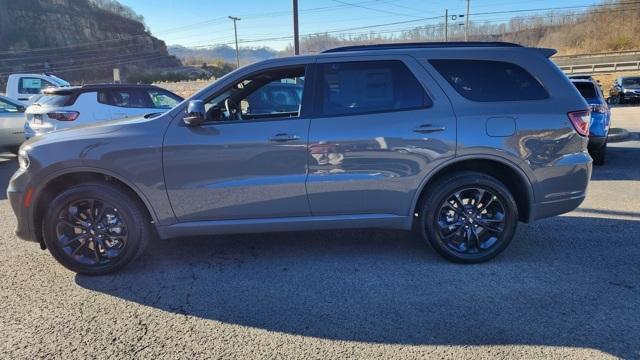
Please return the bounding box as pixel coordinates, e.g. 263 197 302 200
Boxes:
8 42 592 274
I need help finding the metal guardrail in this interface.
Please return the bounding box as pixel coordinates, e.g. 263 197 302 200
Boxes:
560 61 640 74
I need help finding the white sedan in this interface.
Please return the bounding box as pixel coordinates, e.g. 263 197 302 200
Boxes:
0 95 26 153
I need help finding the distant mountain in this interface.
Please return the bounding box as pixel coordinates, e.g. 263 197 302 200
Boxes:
168 45 278 66
0 0 181 85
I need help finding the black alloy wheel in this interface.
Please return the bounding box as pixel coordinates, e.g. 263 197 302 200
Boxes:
43 182 150 275
419 171 518 263
54 199 128 266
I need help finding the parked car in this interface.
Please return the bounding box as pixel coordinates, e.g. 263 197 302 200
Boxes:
3 73 70 105
609 76 640 104
8 42 592 274
24 84 183 139
0 95 27 153
571 79 610 165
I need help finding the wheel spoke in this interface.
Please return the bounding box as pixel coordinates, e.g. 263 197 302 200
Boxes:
71 240 87 256
58 219 81 230
442 225 463 239
473 189 486 207
61 234 85 247
92 240 101 262
478 220 503 233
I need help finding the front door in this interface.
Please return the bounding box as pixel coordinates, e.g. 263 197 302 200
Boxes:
163 65 312 222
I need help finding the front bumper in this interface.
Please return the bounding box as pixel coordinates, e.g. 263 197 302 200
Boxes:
623 91 640 99
6 169 38 243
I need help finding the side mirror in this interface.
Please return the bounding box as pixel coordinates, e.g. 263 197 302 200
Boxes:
17 105 26 113
183 100 206 126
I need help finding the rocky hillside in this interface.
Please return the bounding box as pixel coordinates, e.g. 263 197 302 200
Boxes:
0 0 181 85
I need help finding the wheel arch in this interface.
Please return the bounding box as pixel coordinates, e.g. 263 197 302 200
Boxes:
30 167 159 248
411 156 535 224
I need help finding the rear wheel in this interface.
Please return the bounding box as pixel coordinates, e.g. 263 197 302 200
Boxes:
42 182 151 275
418 171 518 263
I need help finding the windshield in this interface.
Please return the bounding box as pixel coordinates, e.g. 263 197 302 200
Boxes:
622 77 640 88
48 75 70 87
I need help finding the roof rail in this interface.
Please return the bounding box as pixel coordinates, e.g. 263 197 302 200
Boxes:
322 41 522 53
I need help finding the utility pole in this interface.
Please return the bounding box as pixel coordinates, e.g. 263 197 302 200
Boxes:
444 9 448 41
293 0 300 55
465 0 470 41
228 16 241 68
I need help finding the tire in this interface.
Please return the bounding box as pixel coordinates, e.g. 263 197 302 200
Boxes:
42 182 151 275
418 171 518 263
591 141 607 166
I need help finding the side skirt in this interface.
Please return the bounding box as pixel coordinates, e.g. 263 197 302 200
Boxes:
156 214 412 240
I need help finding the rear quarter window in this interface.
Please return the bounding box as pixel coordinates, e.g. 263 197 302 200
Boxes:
429 59 548 102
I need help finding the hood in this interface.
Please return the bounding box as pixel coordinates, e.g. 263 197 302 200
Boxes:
22 114 153 148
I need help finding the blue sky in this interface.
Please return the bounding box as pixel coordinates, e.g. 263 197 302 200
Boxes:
119 0 602 51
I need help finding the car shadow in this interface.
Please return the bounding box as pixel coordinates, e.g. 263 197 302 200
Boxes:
76 215 640 358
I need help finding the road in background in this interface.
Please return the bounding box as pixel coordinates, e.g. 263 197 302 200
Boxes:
0 107 638 359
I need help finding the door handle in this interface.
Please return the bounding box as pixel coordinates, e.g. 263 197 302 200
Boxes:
413 124 445 134
269 133 300 142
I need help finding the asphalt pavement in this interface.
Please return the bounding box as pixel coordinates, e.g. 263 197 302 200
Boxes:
0 107 639 359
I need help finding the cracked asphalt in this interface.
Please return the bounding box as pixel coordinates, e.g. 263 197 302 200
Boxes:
0 107 639 359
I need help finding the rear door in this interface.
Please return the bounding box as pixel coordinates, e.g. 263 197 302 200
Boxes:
306 55 456 217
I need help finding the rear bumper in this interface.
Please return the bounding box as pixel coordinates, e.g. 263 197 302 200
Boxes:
529 151 592 221
531 194 586 221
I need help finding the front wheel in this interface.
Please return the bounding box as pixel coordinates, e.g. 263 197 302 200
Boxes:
418 171 518 263
42 182 151 275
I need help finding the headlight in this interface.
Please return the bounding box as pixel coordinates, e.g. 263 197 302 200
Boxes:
18 149 30 170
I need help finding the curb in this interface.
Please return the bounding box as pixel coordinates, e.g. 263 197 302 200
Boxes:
608 128 630 142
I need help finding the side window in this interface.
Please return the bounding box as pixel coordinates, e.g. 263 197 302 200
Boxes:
203 66 306 122
430 59 548 102
98 89 154 108
147 89 182 109
18 77 55 95
317 60 430 117
0 98 20 113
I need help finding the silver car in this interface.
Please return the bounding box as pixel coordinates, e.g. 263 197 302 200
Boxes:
0 95 26 153
8 42 592 274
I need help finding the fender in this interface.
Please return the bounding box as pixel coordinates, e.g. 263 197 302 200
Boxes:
409 154 537 222
29 165 167 229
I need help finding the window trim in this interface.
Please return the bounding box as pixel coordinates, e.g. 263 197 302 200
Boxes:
429 59 550 103
312 59 433 119
194 64 314 126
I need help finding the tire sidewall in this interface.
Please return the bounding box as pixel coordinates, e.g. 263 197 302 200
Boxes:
420 173 518 263
43 183 147 275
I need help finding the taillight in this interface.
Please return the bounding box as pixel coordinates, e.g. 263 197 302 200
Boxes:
590 104 608 113
47 111 79 121
567 110 590 136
